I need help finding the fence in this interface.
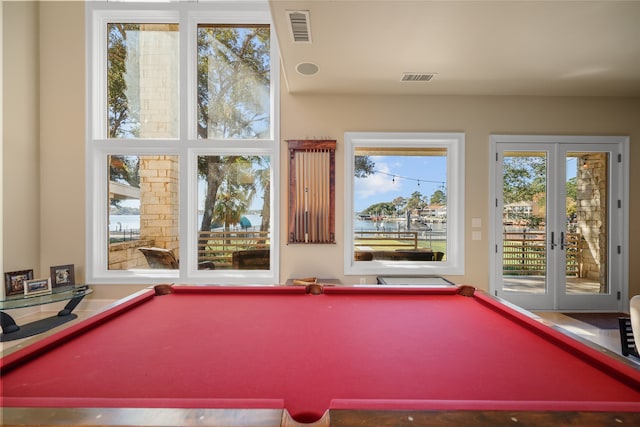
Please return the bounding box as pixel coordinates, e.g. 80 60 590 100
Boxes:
503 230 580 276
354 231 419 250
198 230 270 268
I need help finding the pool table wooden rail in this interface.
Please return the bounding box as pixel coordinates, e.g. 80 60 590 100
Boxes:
2 407 640 427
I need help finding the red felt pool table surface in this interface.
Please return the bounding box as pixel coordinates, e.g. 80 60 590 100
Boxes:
2 284 640 427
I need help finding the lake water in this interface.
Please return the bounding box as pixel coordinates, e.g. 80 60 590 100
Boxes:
109 214 263 232
109 214 446 239
354 218 446 231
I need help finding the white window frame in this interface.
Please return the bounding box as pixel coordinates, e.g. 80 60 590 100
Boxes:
344 132 465 276
488 134 629 311
86 1 280 285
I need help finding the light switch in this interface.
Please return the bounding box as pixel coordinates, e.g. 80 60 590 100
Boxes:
472 218 482 228
472 231 482 241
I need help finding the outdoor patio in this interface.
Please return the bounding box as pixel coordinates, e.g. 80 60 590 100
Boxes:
503 276 603 294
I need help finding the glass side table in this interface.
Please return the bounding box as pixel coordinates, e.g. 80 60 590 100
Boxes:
0 285 92 342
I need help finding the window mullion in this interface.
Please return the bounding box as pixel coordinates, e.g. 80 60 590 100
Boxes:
179 6 191 278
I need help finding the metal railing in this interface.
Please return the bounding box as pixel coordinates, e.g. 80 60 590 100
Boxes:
354 231 419 250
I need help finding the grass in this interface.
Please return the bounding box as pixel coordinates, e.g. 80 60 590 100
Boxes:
354 238 447 255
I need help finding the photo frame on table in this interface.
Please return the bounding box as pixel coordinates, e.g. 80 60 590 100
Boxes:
24 278 52 297
50 264 75 289
4 269 34 298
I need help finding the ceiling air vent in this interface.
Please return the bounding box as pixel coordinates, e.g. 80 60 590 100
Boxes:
401 73 436 82
287 10 312 43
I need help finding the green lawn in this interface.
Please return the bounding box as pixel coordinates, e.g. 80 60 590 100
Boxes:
354 238 447 258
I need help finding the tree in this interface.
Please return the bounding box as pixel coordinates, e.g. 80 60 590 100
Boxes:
566 176 577 200
213 187 249 232
406 191 425 211
108 156 140 208
235 156 271 233
109 156 139 185
354 156 376 178
197 25 271 232
429 189 446 205
198 156 268 233
565 176 577 220
363 202 396 216
197 26 270 139
502 155 546 204
107 24 142 138
392 196 407 214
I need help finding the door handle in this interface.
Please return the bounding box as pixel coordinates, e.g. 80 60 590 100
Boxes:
550 231 557 250
560 232 566 250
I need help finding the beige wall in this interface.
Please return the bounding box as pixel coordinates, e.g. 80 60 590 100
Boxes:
39 0 86 285
2 1 41 283
3 2 639 302
279 95 640 296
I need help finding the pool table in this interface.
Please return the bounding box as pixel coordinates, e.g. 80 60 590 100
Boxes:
2 284 640 427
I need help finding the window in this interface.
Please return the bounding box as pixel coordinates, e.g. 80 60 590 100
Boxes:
87 1 279 284
344 132 465 276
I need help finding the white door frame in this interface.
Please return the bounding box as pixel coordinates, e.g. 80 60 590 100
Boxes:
489 135 629 312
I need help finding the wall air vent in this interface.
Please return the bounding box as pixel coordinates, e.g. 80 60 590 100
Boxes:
287 10 312 43
401 73 436 82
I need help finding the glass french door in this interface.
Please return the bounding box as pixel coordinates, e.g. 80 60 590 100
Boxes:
491 136 627 311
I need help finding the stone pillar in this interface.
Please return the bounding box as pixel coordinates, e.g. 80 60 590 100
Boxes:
135 25 180 255
575 153 608 290
137 24 179 138
139 156 179 254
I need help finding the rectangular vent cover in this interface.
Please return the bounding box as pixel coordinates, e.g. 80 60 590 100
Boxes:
287 10 312 43
401 73 435 82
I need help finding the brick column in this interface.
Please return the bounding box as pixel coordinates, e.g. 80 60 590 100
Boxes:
576 153 608 289
135 25 180 255
138 24 179 139
139 156 179 254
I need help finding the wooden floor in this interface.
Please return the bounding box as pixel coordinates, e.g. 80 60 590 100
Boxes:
1 303 101 356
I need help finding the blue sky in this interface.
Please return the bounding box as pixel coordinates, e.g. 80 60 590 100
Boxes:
354 155 447 212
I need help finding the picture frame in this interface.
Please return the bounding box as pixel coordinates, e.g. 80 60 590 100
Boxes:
50 264 75 289
23 278 52 297
4 269 34 298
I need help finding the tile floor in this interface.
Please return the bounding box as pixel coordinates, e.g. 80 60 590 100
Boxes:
534 311 640 368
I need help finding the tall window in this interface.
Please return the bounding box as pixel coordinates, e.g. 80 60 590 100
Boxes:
344 133 465 276
87 2 279 284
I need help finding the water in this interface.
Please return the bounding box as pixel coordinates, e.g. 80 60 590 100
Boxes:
108 214 445 239
109 214 264 231
353 217 447 241
109 215 140 232
354 218 446 231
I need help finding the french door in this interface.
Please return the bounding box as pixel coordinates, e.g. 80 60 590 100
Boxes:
490 135 628 311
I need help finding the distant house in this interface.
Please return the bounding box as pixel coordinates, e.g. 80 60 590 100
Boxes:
503 201 533 222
